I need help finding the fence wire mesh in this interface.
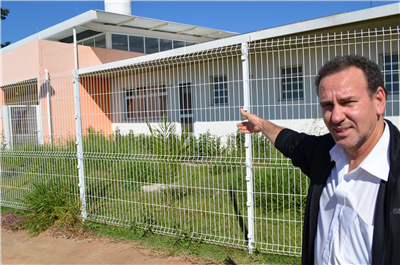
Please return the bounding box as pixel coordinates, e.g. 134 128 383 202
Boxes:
1 72 79 210
1 27 399 256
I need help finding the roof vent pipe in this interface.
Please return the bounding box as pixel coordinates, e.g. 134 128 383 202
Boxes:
104 0 131 16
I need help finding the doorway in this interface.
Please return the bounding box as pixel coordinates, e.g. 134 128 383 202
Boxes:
179 83 193 133
2 105 43 149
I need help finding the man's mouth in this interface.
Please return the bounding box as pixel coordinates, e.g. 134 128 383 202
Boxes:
331 125 352 136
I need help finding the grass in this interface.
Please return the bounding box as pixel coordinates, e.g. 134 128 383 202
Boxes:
90 220 302 265
1 206 301 264
21 180 83 235
0 121 308 258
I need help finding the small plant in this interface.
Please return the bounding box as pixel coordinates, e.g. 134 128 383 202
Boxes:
137 227 147 238
20 180 82 235
46 222 97 240
1 211 28 231
145 115 183 183
197 130 221 157
174 230 203 254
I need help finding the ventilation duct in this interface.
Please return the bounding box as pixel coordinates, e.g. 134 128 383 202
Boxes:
104 0 132 16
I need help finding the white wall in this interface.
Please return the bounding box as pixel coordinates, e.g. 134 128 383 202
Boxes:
105 30 399 143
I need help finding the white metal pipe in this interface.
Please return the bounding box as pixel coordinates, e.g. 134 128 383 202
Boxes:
45 69 52 146
73 27 85 219
73 69 87 220
73 27 78 70
241 42 255 253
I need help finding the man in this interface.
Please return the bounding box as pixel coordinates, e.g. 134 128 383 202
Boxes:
237 55 400 264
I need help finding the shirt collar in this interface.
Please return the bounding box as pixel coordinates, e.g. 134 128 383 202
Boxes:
329 121 390 181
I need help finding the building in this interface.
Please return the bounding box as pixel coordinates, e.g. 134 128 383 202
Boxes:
1 1 399 147
0 1 237 146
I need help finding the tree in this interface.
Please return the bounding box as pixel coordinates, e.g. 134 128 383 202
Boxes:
1 8 9 20
1 8 10 48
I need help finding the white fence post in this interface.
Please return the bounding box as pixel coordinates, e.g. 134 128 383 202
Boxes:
2 106 12 150
241 42 255 253
45 69 52 146
73 69 87 220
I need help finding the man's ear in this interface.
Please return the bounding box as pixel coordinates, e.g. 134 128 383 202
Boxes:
374 86 386 116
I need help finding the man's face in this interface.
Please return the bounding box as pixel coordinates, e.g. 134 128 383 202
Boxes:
319 66 386 153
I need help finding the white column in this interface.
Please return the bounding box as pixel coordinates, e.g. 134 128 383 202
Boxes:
45 69 52 146
73 69 87 220
241 42 255 253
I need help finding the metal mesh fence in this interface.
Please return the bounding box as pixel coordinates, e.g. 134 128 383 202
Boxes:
1 72 79 210
78 43 250 248
247 27 399 254
1 27 399 256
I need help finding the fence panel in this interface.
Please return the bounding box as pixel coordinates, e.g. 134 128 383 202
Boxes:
78 44 253 248
248 26 400 255
0 72 79 209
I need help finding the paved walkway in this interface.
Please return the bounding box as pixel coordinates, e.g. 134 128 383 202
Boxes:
1 229 196 264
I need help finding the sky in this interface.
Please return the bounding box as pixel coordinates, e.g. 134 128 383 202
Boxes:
1 1 399 46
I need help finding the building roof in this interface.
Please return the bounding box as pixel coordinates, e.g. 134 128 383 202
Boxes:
79 2 400 75
0 9 238 54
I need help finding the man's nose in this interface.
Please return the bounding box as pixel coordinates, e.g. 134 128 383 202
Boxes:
331 105 345 124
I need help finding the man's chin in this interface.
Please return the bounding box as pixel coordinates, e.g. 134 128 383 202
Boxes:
332 137 355 149
334 140 359 150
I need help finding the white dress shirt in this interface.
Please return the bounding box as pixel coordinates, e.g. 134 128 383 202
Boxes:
314 123 390 265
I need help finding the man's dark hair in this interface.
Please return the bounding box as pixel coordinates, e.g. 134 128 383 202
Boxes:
315 55 387 99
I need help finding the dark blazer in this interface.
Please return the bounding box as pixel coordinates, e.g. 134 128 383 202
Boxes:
275 119 400 265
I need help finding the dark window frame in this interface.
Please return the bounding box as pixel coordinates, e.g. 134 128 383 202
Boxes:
280 66 304 100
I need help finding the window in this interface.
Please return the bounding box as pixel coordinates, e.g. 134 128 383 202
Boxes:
145 37 159 54
79 34 106 48
160 39 172 52
95 35 106 48
82 38 95 47
212 76 228 105
110 34 196 54
129 36 144 53
281 66 303 100
173 40 185 49
112 34 128 51
125 85 167 121
382 54 399 94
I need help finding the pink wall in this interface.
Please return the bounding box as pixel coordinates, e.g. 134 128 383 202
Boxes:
1 39 143 144
1 40 41 84
78 45 143 69
37 40 144 75
80 77 112 136
1 39 143 84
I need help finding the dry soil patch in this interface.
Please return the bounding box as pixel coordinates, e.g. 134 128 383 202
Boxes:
1 229 195 264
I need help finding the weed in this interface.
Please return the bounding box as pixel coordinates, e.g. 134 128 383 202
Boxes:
174 230 203 254
137 227 147 238
83 221 101 232
46 222 97 240
20 180 81 235
1 211 28 231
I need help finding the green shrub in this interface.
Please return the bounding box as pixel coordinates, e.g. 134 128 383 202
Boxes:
252 168 308 214
20 180 81 235
196 131 221 157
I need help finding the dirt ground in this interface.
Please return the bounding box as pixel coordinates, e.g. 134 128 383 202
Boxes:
1 229 196 265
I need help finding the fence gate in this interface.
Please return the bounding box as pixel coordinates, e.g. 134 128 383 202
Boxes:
2 105 43 149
